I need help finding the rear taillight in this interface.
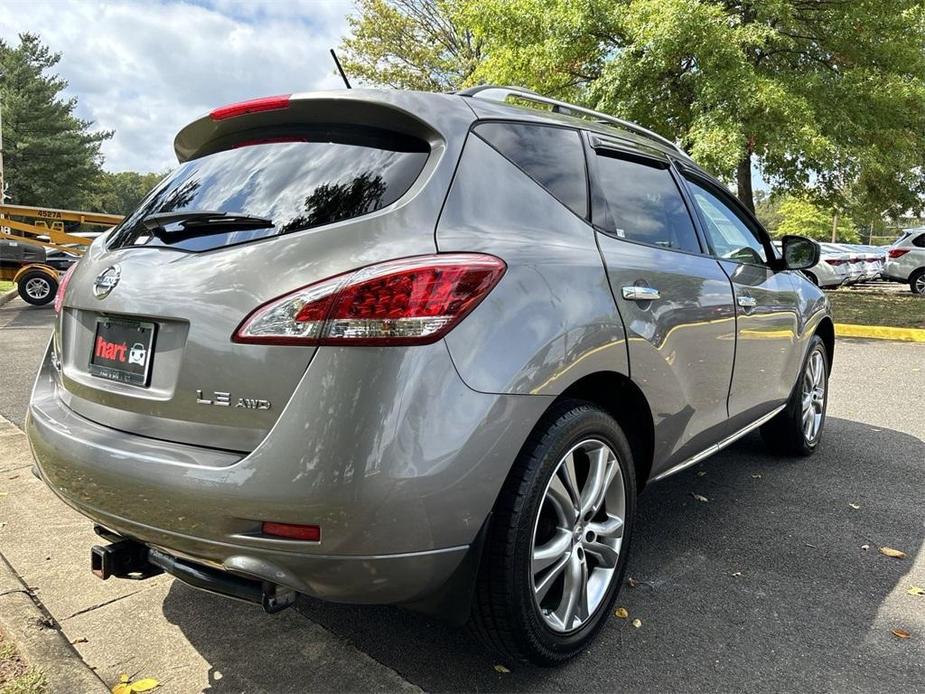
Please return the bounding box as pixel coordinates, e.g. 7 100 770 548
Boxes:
210 94 291 121
233 254 506 346
54 263 78 314
824 258 846 266
888 248 910 259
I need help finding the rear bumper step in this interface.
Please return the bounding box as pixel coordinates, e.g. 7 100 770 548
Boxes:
90 528 296 614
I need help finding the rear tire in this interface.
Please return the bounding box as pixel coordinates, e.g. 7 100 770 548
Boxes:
910 269 925 296
470 400 636 666
802 271 819 287
17 271 57 306
760 335 829 457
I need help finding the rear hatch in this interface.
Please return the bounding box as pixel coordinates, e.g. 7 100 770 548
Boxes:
56 92 470 452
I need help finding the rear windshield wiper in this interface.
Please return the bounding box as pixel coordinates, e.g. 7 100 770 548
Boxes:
142 210 274 231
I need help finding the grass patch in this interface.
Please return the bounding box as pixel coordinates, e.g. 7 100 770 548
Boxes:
827 285 925 329
0 281 14 293
0 636 46 694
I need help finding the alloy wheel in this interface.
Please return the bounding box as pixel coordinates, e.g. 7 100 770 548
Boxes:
25 278 52 300
915 273 925 295
801 349 826 442
531 439 625 633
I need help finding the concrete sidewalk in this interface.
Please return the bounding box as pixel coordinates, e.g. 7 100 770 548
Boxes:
0 415 419 693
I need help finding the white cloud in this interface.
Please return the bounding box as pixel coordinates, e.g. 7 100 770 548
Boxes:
0 0 354 172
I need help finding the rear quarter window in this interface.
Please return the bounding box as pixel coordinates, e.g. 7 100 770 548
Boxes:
108 127 430 252
473 122 588 218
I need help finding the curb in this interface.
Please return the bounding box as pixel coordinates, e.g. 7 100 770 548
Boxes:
0 551 108 692
835 322 925 342
0 288 17 307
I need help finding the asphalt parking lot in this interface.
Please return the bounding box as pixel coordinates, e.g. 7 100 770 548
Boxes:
0 297 922 693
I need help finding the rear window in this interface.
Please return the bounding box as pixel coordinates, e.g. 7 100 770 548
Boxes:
913 233 925 248
108 127 429 252
474 122 588 218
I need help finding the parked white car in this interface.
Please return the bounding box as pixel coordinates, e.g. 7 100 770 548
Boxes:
884 228 925 294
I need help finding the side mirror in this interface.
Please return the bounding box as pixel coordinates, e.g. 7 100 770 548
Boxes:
781 235 819 271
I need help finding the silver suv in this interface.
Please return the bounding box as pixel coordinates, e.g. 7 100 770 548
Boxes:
884 228 925 294
27 86 833 665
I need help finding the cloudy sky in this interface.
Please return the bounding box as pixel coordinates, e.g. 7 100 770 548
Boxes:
0 0 355 173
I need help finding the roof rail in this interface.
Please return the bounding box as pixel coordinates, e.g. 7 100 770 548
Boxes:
458 85 690 159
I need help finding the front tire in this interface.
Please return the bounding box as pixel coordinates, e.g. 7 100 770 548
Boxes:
760 335 829 456
17 271 58 306
470 400 636 665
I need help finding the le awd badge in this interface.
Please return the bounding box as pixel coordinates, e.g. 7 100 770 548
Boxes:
196 389 271 410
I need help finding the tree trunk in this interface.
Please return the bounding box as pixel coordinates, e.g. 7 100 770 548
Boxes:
736 153 755 213
831 210 839 242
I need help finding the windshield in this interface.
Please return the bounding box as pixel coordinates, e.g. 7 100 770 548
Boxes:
108 127 429 252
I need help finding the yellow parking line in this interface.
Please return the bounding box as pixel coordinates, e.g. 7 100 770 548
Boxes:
835 323 925 342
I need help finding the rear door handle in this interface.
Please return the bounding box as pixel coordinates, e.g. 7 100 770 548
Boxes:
622 286 661 301
737 295 757 308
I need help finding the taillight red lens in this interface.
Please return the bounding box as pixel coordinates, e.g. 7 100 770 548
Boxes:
888 248 910 259
824 259 845 266
54 263 78 314
210 94 291 121
261 522 320 542
233 254 506 346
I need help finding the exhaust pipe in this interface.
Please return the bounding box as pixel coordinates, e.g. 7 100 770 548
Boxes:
90 530 296 614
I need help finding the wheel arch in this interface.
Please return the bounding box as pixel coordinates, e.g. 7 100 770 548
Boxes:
13 263 59 284
814 316 835 373
554 371 655 491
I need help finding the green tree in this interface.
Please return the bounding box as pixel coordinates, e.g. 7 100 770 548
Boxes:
776 196 859 243
87 170 165 216
0 33 111 208
753 190 781 234
340 0 483 90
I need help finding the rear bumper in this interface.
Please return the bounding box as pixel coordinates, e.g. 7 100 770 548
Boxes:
27 339 551 604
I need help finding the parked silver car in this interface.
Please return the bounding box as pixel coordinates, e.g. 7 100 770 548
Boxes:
884 228 925 294
26 86 833 664
797 242 851 288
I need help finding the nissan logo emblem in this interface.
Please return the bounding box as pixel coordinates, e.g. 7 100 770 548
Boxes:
93 265 121 299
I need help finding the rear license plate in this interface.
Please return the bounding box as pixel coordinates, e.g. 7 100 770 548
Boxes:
88 317 156 387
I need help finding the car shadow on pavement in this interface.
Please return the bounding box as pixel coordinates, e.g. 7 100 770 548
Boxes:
162 417 924 693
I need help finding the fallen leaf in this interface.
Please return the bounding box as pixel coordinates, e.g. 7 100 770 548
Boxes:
907 585 925 596
691 493 709 503
696 471 706 477
112 676 159 693
861 544 870 551
614 607 629 619
632 618 642 628
627 577 639 588
891 628 911 640
751 473 762 479
494 664 510 673
879 547 907 559
848 503 860 510
71 637 88 644
731 571 742 577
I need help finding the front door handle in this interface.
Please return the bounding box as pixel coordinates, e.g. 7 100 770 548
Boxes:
737 295 758 308
622 286 661 301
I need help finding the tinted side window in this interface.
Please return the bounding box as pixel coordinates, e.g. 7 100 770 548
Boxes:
593 153 701 253
474 123 587 217
913 233 925 248
684 178 768 265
